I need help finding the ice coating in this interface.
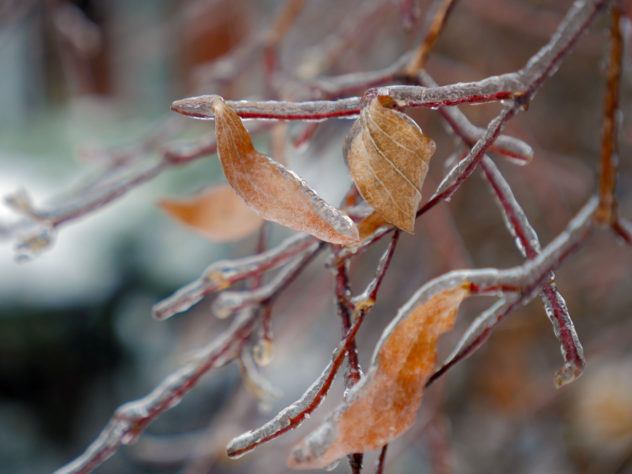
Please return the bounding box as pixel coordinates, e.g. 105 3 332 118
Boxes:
432 104 516 200
481 157 586 384
171 94 362 121
482 157 541 256
226 357 336 458
377 72 523 108
239 346 282 401
152 234 314 320
418 71 534 164
211 241 320 318
433 297 516 383
55 310 257 474
288 285 470 469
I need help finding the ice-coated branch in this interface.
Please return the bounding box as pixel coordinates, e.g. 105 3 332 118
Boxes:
430 103 517 201
480 159 585 385
420 70 585 385
302 52 413 97
427 197 599 387
174 0 610 123
2 119 273 261
55 309 258 474
520 0 611 97
351 230 400 307
226 234 400 458
375 444 388 474
226 199 596 461
334 257 363 388
211 241 323 318
596 2 623 225
152 233 316 320
333 255 364 474
226 299 369 459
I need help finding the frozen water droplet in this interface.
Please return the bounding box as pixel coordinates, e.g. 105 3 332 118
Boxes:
304 413 310 420
555 362 581 388
253 339 274 366
324 460 340 471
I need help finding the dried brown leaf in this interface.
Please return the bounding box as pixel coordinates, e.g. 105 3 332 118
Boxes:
211 96 359 244
344 96 436 233
288 284 470 470
357 211 390 241
158 183 263 242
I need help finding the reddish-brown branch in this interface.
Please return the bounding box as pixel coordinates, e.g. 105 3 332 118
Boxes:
226 307 369 458
226 234 399 459
405 0 459 75
57 310 258 474
335 259 362 386
612 217 632 245
152 235 316 320
427 207 596 388
375 444 388 474
596 2 623 225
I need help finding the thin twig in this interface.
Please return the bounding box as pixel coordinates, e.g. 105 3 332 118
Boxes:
428 198 598 387
375 444 388 474
405 0 459 75
152 233 316 320
419 71 585 385
226 235 399 458
55 310 258 474
596 2 623 225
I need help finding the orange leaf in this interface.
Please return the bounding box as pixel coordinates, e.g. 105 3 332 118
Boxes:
158 184 263 242
211 97 359 245
344 96 436 233
288 284 470 470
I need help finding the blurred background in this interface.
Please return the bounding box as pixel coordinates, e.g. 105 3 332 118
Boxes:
1 0 632 473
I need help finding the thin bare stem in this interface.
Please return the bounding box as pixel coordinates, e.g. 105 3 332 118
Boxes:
375 444 388 474
419 69 586 385
405 0 459 75
226 235 399 459
334 257 362 387
226 305 369 458
596 2 623 225
152 234 316 320
480 158 585 386
211 241 322 318
612 216 632 245
428 198 598 387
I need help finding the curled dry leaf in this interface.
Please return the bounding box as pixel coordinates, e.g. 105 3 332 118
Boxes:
288 284 470 470
344 96 436 233
158 183 263 242
211 96 359 245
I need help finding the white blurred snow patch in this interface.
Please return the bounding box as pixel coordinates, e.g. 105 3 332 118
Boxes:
0 151 133 305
